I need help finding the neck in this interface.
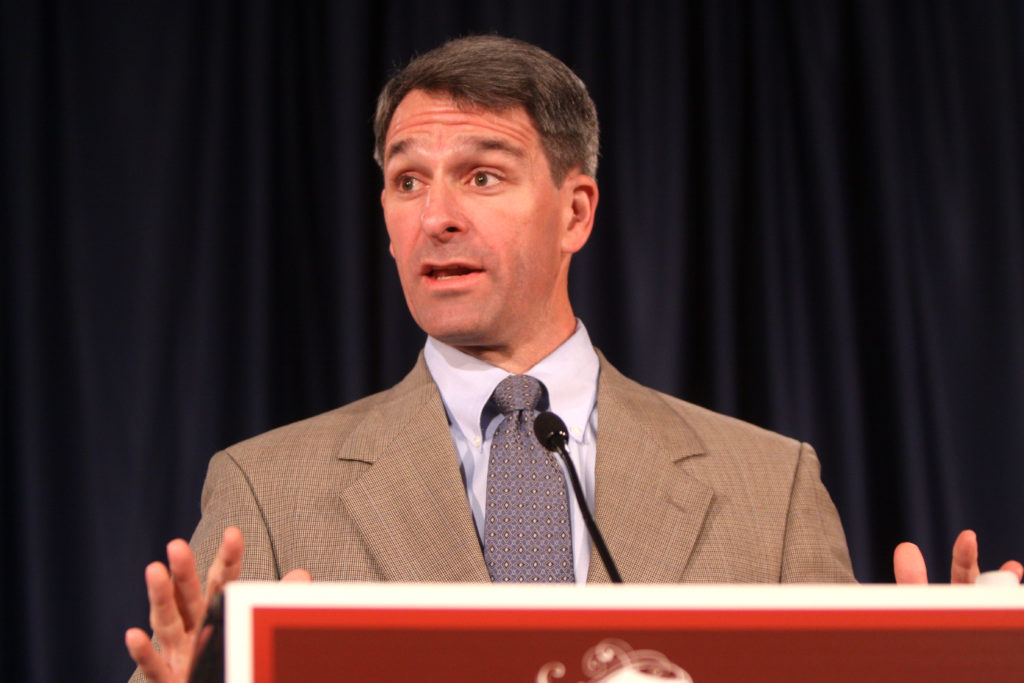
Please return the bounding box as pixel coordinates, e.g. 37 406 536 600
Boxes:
453 316 578 374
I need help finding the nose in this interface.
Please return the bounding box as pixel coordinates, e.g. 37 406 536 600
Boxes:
419 182 465 241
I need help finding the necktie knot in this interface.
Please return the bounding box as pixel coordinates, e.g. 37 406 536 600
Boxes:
491 374 545 415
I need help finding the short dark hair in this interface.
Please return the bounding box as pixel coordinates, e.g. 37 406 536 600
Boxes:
373 35 599 183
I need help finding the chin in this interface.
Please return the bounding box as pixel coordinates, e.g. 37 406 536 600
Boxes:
418 318 494 348
426 329 490 348
410 302 482 338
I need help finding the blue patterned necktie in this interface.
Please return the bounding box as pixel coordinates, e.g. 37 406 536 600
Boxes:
483 374 574 582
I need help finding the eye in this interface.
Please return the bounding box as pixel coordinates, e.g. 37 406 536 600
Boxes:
396 175 420 192
471 171 499 187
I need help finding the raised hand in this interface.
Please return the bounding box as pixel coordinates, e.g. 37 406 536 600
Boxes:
893 529 1023 584
125 527 311 682
125 527 244 682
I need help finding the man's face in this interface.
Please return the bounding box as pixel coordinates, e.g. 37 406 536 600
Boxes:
380 90 596 367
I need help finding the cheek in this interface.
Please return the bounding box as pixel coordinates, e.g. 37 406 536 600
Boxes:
383 211 415 261
509 232 558 289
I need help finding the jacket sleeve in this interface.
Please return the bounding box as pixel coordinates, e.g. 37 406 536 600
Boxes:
780 442 856 582
189 449 282 582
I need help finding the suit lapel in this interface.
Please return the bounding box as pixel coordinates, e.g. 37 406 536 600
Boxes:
587 356 714 583
338 359 490 582
335 353 712 584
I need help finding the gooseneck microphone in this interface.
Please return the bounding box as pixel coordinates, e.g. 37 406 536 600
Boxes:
534 411 623 583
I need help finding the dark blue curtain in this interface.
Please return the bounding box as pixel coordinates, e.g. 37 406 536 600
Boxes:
3 2 1023 681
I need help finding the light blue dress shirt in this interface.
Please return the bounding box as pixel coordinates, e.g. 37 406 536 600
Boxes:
423 321 600 584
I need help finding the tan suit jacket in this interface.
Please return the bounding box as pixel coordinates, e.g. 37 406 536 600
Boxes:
187 353 854 583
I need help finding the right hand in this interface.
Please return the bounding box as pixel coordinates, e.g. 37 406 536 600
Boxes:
125 527 311 682
893 529 1023 584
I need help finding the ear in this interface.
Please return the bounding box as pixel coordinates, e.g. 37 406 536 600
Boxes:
560 173 598 254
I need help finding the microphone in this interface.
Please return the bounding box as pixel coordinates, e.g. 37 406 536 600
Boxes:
534 411 623 583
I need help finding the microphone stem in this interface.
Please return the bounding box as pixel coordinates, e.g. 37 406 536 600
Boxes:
553 444 623 584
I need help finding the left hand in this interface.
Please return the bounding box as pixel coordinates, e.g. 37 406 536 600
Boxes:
893 529 1023 584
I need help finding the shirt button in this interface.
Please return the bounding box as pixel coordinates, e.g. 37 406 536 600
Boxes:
570 426 583 437
473 436 482 447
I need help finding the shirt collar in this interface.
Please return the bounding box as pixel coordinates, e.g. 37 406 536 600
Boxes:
423 321 600 446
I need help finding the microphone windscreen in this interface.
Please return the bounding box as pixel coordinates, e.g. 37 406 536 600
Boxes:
534 411 569 452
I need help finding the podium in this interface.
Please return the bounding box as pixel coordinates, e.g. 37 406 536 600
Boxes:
225 582 1024 682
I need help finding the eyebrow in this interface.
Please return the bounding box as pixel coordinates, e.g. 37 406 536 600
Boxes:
468 137 527 159
384 139 411 164
384 136 527 166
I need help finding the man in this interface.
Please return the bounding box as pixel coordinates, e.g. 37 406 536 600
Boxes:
125 35 1021 682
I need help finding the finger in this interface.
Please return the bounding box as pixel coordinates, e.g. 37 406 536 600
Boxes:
204 527 245 601
166 539 204 632
998 560 1024 582
893 542 929 584
951 529 980 584
282 568 312 582
145 561 187 650
125 627 171 682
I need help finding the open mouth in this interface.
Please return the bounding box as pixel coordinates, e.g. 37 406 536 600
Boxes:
426 265 481 280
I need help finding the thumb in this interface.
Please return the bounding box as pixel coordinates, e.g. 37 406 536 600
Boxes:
282 568 312 582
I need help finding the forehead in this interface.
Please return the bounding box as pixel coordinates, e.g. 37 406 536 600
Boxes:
384 90 541 163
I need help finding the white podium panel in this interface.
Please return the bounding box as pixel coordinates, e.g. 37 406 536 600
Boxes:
225 583 1024 682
